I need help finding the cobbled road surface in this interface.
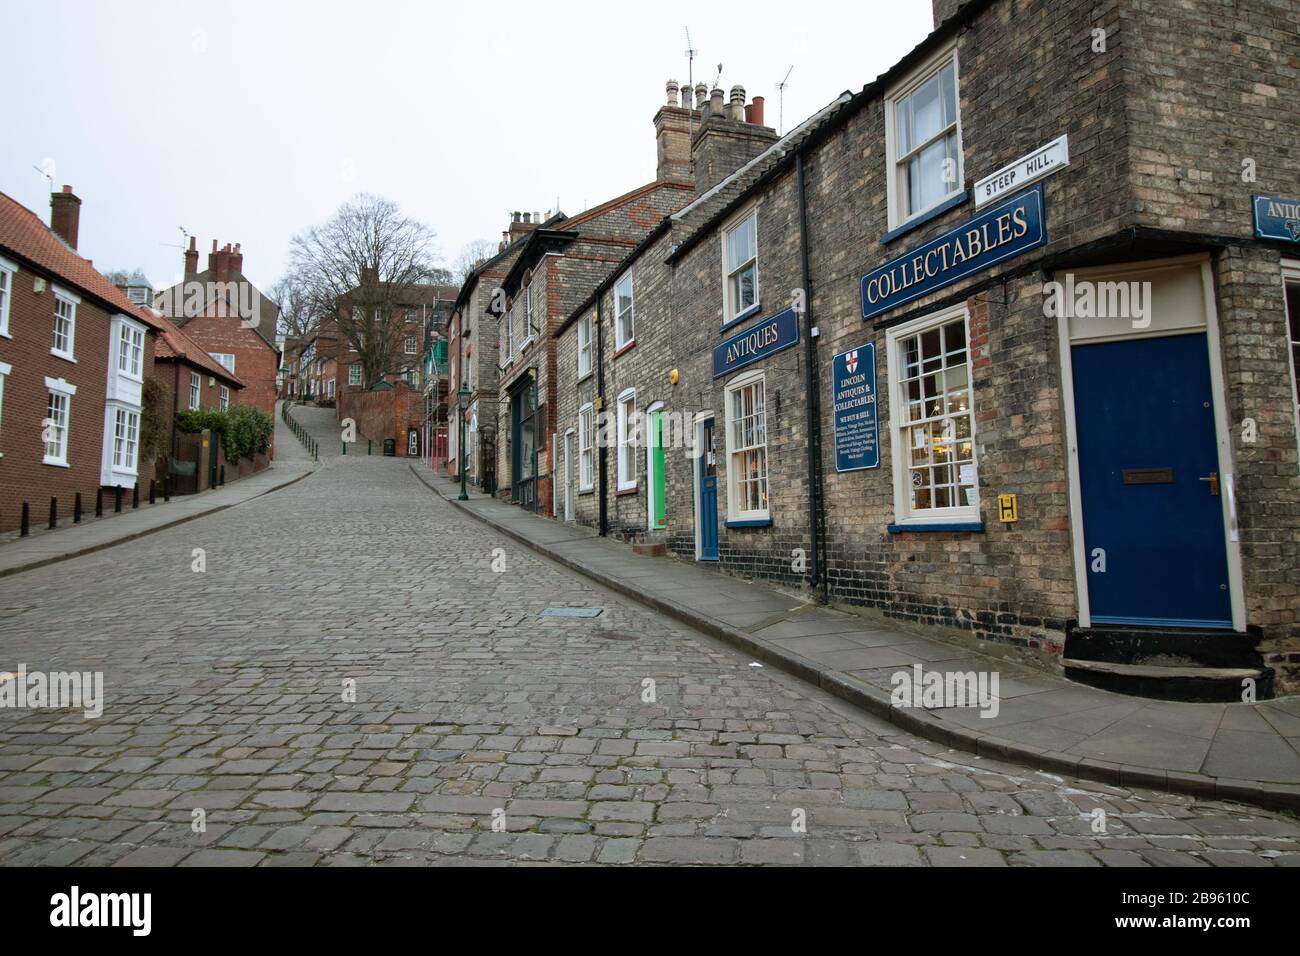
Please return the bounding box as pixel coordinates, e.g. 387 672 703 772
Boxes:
2 451 1299 867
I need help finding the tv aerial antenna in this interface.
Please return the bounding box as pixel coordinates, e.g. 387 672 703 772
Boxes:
160 226 190 250
685 27 698 139
31 162 55 191
776 65 794 135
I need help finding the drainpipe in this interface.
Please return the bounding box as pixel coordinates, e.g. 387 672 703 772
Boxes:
796 151 826 600
596 298 608 537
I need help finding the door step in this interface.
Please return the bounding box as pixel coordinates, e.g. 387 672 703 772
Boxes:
1063 624 1272 702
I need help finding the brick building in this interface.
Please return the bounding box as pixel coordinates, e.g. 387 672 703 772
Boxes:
491 98 703 514
552 0 1300 699
155 238 282 420
334 282 456 457
0 186 165 533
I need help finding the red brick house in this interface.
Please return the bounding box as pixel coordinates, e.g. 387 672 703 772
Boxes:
0 186 167 532
155 238 281 422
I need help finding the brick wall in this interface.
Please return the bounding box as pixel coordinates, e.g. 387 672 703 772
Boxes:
172 311 279 418
0 272 158 532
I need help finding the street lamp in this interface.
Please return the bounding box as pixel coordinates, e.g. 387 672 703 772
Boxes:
457 381 471 501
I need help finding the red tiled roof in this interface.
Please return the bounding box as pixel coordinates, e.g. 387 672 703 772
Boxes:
150 312 246 388
0 190 166 332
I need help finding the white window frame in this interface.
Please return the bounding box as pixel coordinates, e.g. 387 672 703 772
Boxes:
578 402 594 491
577 313 593 380
112 406 140 471
189 371 201 409
504 300 515 362
616 387 637 491
523 277 537 346
0 360 11 456
404 333 417 355
614 271 634 351
210 352 236 374
723 369 770 522
51 286 80 361
0 254 16 337
348 364 362 386
1282 262 1300 471
116 321 145 380
722 207 760 326
43 377 76 467
220 385 230 410
885 303 980 527
884 43 964 231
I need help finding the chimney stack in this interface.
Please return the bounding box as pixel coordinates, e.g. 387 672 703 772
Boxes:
690 81 779 195
184 235 199 276
653 78 702 183
230 242 243 275
508 210 538 242
49 185 81 250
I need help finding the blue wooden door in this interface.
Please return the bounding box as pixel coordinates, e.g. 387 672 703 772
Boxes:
698 419 719 561
1071 333 1231 628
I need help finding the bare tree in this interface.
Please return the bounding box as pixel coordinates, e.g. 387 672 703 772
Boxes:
452 239 499 284
270 269 320 339
289 194 441 388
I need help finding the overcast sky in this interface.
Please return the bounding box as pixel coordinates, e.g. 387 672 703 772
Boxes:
1 0 933 296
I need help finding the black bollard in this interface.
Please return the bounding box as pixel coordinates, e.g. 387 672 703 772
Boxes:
163 476 171 502
95 488 103 517
74 492 82 524
49 496 57 530
114 488 122 513
20 501 29 537
149 481 156 505
132 483 139 509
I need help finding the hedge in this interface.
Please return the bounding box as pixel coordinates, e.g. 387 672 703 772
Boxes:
175 403 273 462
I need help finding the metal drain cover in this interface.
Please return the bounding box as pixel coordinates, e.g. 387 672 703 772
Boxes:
540 607 604 618
592 629 639 641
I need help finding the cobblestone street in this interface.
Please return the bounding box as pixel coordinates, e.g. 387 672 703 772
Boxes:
1 455 1299 867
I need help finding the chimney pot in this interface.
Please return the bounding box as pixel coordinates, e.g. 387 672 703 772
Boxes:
729 86 746 121
695 83 708 111
710 87 725 116
522 212 531 224
666 79 679 106
49 185 82 250
184 235 199 276
750 95 765 127
680 84 694 109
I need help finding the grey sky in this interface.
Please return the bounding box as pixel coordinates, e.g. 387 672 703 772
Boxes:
1 0 933 296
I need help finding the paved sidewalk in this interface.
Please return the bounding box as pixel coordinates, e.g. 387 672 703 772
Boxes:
412 465 1300 811
0 407 314 579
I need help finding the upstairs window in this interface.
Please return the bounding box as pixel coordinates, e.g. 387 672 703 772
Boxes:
723 210 758 324
119 323 145 378
524 278 537 342
405 333 417 354
52 289 78 360
189 372 201 409
577 314 593 379
614 272 634 350
888 50 963 228
210 352 235 374
0 256 14 336
348 364 362 386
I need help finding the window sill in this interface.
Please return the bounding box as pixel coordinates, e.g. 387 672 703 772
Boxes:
887 521 985 534
721 302 762 332
579 486 594 495
613 341 636 360
43 457 70 468
577 369 593 384
616 485 638 496
881 190 970 245
726 517 772 528
50 350 77 363
0 330 11 339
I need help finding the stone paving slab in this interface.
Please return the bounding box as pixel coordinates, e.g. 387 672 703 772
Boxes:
412 466 1300 810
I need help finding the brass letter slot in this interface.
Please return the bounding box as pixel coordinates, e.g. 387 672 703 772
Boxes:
1122 468 1174 485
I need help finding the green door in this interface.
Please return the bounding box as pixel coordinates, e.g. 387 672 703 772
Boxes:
651 410 667 530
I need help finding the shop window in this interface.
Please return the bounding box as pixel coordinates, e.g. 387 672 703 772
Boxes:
886 48 963 230
723 209 759 325
886 305 979 525
617 388 637 490
614 272 634 351
578 402 594 491
724 370 769 520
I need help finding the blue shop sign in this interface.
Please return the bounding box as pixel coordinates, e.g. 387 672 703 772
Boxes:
1253 194 1300 242
712 307 800 378
832 343 879 472
861 184 1047 321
